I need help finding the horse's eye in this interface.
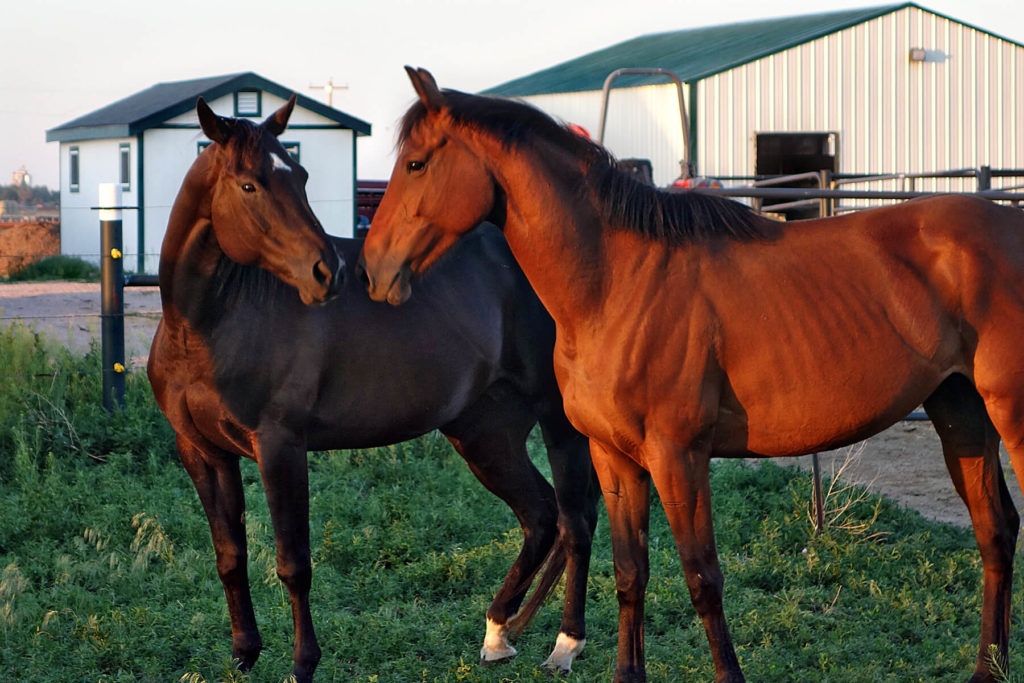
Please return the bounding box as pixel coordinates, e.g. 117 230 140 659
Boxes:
241 183 257 193
406 160 425 173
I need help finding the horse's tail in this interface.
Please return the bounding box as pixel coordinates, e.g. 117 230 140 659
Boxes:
507 537 568 638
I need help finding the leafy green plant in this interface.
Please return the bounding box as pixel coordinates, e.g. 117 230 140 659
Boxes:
6 255 99 282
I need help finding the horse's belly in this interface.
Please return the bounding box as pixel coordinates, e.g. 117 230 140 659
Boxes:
555 297 961 461
720 338 953 457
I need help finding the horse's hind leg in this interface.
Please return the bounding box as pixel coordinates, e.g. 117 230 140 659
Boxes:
533 403 599 673
177 436 263 671
924 374 1020 683
442 397 561 666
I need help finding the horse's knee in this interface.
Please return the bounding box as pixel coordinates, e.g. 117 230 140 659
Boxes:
215 547 247 583
614 564 649 606
973 492 1020 568
276 553 313 593
978 525 1019 568
683 563 725 615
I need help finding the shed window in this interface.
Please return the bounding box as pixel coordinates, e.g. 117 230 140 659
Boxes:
69 147 80 193
119 143 131 191
234 90 261 117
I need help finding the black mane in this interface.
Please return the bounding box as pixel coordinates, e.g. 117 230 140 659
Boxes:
400 91 768 246
203 255 299 326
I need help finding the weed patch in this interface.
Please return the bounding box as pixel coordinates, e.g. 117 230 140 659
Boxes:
5 255 99 282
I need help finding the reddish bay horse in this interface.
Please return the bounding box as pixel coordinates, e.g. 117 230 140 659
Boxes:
359 67 1024 683
147 96 599 682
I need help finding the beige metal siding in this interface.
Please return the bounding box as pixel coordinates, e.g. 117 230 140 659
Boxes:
697 5 1023 198
523 86 691 186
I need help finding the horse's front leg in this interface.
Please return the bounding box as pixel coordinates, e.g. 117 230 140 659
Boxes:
590 441 651 683
650 443 743 683
177 436 263 670
256 432 321 682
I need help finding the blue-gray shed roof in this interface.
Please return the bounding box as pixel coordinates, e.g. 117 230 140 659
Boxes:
482 3 1023 96
46 72 372 143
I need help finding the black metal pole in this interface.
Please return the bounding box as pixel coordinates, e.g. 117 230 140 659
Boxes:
811 454 825 534
99 185 126 411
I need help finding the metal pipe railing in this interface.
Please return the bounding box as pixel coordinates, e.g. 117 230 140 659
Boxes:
598 68 693 179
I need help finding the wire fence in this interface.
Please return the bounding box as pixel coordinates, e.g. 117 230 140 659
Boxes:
0 285 162 381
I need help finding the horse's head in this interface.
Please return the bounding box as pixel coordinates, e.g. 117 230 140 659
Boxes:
197 95 343 305
360 67 496 305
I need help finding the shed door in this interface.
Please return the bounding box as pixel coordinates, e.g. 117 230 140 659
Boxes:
755 132 838 219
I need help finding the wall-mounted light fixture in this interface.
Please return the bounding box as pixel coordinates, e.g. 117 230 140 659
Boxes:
909 47 927 62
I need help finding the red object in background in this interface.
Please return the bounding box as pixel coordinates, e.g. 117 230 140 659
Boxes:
672 176 723 189
568 123 591 139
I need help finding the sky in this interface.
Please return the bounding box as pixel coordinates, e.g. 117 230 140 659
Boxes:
3 0 1023 190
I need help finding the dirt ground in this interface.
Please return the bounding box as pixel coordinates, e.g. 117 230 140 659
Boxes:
0 222 60 277
1 281 1021 530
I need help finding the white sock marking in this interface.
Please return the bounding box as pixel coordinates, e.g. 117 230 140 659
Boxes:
480 617 517 662
543 631 586 673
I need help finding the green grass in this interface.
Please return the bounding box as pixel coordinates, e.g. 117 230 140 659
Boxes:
5 255 99 282
0 321 1021 681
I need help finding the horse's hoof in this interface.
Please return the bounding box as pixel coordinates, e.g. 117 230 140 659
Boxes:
542 633 586 674
479 652 516 667
480 617 517 665
480 642 517 666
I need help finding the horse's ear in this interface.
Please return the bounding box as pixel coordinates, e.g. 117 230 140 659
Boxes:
405 66 445 112
263 94 297 137
197 97 234 145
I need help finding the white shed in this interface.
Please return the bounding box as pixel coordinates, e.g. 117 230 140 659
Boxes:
46 73 371 273
484 3 1024 198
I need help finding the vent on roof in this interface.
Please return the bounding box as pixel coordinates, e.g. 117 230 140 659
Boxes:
234 90 261 117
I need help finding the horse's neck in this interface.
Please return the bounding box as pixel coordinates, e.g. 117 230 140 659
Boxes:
158 168 225 330
478 136 606 325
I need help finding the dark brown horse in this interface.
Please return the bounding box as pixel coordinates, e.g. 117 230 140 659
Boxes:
359 67 1024 683
147 96 598 681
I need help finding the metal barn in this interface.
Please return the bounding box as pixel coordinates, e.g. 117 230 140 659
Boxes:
484 3 1024 197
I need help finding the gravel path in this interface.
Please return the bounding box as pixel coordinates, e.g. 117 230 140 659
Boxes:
0 280 161 365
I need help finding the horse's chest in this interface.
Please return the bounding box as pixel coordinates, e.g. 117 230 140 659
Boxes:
550 304 720 456
151 327 257 457
551 336 652 456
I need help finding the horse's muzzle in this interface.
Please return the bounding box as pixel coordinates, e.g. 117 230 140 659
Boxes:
357 253 411 305
301 246 344 305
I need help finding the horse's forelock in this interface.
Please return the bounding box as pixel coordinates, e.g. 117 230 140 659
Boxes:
210 118 276 177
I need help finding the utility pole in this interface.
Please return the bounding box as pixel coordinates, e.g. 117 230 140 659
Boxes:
309 77 348 107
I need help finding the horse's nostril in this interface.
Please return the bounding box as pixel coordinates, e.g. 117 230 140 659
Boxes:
313 259 331 286
355 258 371 289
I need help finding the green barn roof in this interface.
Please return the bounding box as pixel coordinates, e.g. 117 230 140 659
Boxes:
482 3 1016 96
